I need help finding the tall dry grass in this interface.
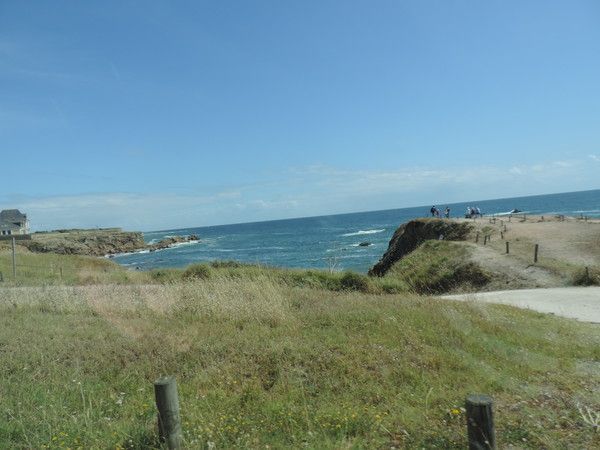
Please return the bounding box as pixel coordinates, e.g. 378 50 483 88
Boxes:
1 276 599 448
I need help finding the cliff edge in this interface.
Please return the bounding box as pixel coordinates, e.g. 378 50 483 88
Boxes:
368 219 473 277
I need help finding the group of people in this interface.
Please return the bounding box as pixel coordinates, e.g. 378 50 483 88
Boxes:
429 205 482 219
465 206 482 218
430 205 451 218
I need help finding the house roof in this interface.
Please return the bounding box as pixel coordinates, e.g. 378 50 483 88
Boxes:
0 223 21 231
0 209 27 223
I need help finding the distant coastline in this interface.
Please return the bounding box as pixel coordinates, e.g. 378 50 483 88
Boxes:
112 189 600 272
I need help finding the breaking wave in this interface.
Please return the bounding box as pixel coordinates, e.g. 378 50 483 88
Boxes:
341 229 385 237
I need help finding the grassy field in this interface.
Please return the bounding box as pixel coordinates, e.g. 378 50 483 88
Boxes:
1 241 599 448
0 247 409 293
0 248 147 285
1 274 599 449
0 243 492 295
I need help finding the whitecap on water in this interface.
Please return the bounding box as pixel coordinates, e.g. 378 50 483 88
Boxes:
341 229 385 237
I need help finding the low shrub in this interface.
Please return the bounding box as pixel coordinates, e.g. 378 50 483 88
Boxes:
182 263 212 280
149 268 181 283
339 271 371 292
572 266 600 286
210 260 246 269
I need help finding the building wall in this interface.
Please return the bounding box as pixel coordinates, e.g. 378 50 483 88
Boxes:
0 223 28 235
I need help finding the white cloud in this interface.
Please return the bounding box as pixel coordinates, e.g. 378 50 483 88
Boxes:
509 166 523 175
589 154 600 162
2 157 595 231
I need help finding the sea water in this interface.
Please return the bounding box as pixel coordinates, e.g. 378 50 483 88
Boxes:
113 189 600 273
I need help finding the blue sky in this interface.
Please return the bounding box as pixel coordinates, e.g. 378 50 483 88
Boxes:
1 1 599 231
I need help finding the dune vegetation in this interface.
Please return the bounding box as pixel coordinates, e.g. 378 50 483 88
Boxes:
1 257 599 448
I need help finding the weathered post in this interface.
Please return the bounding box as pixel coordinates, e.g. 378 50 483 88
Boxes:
476 232 480 243
154 376 182 449
505 242 509 254
466 394 496 450
500 231 504 240
11 237 16 279
0 271 3 282
483 235 487 245
60 267 63 280
534 244 539 263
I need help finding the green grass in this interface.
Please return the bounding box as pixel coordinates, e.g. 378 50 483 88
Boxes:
0 248 147 286
383 240 491 294
0 278 598 449
0 248 405 294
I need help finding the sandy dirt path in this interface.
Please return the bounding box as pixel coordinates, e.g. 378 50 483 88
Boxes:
462 215 600 267
443 287 600 323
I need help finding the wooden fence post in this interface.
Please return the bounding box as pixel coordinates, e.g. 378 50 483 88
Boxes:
466 394 496 450
483 235 487 245
11 237 16 279
154 376 182 449
534 244 539 263
505 242 509 254
500 231 503 240
476 232 479 243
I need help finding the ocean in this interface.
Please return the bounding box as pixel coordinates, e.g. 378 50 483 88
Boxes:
113 189 600 273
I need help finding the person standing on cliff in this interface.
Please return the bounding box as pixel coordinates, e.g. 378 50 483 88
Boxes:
444 207 450 218
430 206 437 217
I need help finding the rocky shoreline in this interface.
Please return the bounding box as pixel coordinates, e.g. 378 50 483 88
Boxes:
107 234 201 257
17 229 200 257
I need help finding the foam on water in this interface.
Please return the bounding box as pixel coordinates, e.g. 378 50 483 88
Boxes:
341 229 385 237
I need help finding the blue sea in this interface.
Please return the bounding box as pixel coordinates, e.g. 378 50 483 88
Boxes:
113 189 600 273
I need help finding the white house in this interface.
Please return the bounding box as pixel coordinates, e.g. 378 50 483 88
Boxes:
0 209 30 235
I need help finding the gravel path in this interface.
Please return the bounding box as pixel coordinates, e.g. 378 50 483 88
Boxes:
442 287 600 323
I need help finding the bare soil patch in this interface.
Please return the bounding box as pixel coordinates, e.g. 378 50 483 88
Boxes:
458 215 599 289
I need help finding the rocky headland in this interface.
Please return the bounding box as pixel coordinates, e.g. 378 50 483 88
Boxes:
18 229 200 257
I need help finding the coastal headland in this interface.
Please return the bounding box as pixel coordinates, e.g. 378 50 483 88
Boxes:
0 228 199 257
371 214 600 293
0 215 598 448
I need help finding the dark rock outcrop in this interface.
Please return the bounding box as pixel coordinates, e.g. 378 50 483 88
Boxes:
368 219 473 277
147 235 200 252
